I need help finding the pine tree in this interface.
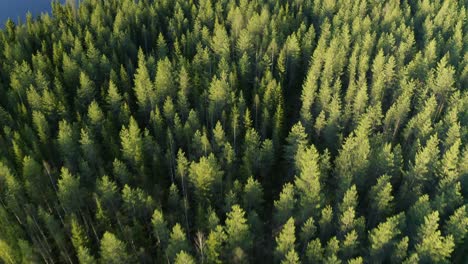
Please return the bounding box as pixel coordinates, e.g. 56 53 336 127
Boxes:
369 213 405 262
106 80 123 114
134 49 154 114
121 185 155 219
319 205 334 242
95 175 119 211
208 74 230 122
174 251 196 264
22 156 49 205
120 117 144 171
434 139 463 216
284 122 307 167
275 217 296 261
334 117 371 196
274 183 296 226
415 211 454 263
177 66 191 118
152 209 169 249
212 121 226 154
57 167 82 214
294 144 322 221
368 175 394 226
429 56 455 115
71 216 96 264
166 223 190 261
206 225 226 264
383 80 413 139
57 120 79 168
243 177 264 212
225 205 251 258
154 58 175 103
241 128 261 178
99 232 132 264
300 58 319 129
444 205 468 245
306 238 323 263
76 72 96 111
402 134 440 205
32 111 49 144
392 236 409 264
189 154 223 204
156 33 168 59
341 229 359 260
212 23 230 59
281 249 300 264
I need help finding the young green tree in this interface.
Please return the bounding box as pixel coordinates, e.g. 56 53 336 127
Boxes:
154 58 175 103
99 232 132 264
299 217 317 246
95 175 119 211
284 122 307 166
434 139 463 216
211 22 230 59
189 154 223 204
71 216 96 264
338 185 365 240
243 177 264 212
120 117 144 171
275 217 296 261
294 144 322 221
402 134 440 206
334 117 371 196
57 167 82 214
319 205 334 242
444 205 468 245
177 66 191 117
106 80 123 114
274 183 296 226
392 236 409 264
415 211 454 263
212 121 226 154
281 249 300 264
306 238 323 263
225 205 251 260
166 224 190 262
152 209 169 249
369 213 405 262
76 72 96 111
429 56 455 115
121 185 155 219
32 111 49 144
241 128 261 179
57 120 79 168
208 74 230 123
368 175 394 227
206 225 226 264
174 251 196 264
383 80 413 139
300 64 320 131
134 49 154 114
341 229 359 260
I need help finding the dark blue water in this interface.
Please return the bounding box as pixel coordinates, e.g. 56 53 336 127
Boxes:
0 0 65 28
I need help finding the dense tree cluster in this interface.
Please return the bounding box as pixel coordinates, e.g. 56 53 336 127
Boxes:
0 0 467 263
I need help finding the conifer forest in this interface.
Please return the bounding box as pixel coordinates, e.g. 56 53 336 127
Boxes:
0 0 467 263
